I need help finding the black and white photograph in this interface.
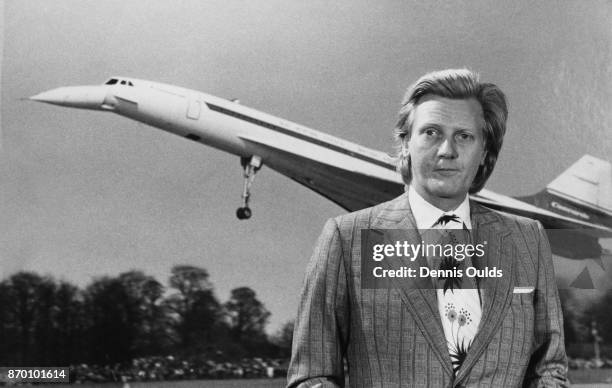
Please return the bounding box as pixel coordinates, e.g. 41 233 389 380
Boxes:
1 1 611 386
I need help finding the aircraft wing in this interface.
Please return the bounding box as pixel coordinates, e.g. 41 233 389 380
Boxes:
239 132 612 235
238 133 404 211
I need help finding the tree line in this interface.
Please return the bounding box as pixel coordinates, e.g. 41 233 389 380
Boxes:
0 265 294 367
1 265 610 367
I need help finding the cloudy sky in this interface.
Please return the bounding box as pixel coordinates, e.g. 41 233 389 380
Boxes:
1 0 610 332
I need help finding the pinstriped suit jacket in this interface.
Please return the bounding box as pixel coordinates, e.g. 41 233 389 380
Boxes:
287 192 568 388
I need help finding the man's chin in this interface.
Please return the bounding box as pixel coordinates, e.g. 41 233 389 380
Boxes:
425 183 466 200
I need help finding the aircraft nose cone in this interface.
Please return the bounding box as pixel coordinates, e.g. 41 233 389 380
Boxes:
30 88 67 105
30 86 107 110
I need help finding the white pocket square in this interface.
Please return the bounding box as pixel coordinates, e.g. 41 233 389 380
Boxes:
513 287 534 294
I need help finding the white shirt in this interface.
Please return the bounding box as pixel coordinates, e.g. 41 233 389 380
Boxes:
407 186 481 373
408 185 472 231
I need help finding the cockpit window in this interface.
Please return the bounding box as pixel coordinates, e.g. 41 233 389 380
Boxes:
104 78 134 86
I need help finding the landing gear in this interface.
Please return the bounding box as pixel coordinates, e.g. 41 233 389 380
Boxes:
236 155 262 220
236 207 252 220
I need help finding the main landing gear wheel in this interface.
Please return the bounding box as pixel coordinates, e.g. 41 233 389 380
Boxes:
236 207 252 220
236 155 262 220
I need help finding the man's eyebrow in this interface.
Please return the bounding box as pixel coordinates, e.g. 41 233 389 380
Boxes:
453 126 479 132
416 122 442 129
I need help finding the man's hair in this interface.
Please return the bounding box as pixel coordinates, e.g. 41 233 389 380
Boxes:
394 69 508 194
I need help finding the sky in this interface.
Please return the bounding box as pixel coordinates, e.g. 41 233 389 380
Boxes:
1 0 611 333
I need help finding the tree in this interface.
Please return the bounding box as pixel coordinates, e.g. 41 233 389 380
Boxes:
85 275 146 364
559 289 590 346
0 272 58 365
165 265 225 354
0 279 18 364
118 271 169 355
224 287 271 355
83 270 173 364
53 281 86 364
0 273 87 366
585 290 612 344
168 265 213 301
270 320 294 358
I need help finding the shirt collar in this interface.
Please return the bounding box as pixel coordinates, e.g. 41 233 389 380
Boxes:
408 185 472 230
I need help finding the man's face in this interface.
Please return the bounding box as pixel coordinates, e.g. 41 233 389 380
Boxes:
405 95 486 210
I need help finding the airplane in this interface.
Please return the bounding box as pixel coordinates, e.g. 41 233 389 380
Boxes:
29 76 612 265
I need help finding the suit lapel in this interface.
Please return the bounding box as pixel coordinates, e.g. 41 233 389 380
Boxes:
371 193 454 378
455 202 516 382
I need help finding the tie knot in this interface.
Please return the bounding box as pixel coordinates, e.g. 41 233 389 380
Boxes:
434 214 461 227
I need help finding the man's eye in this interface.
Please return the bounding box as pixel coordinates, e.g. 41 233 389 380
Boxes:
424 129 437 136
456 133 474 142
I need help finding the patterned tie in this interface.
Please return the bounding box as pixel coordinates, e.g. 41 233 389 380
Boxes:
430 214 480 375
430 215 477 292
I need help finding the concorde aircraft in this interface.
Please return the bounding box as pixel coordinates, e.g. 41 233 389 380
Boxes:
30 76 612 264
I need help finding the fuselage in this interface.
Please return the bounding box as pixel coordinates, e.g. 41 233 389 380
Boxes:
31 76 400 188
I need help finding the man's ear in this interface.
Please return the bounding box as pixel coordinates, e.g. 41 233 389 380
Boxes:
401 137 410 157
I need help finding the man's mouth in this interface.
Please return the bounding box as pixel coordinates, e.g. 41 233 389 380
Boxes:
434 168 460 176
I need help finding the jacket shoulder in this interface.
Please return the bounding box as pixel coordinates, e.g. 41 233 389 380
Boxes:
330 196 402 232
472 202 542 232
331 204 382 231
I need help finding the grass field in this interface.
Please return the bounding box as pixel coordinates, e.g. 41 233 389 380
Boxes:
569 368 612 386
130 379 286 387
40 370 612 387
47 378 287 387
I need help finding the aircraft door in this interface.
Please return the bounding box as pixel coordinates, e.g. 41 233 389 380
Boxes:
186 99 201 120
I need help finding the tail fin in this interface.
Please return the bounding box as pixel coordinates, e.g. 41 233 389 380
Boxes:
518 155 612 227
547 155 612 213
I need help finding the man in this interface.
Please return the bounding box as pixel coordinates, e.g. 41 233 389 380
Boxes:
287 69 568 387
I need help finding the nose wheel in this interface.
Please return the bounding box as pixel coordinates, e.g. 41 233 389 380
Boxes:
237 155 262 220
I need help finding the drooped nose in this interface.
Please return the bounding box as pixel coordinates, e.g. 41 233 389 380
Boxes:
30 86 107 110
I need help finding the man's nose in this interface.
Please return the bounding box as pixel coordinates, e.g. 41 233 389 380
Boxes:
437 138 458 158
